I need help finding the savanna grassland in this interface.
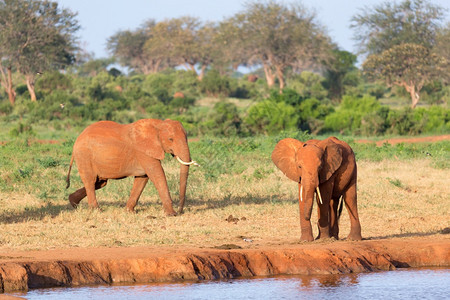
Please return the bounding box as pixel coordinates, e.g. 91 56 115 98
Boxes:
0 133 448 251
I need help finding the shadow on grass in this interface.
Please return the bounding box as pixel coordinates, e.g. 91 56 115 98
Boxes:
181 194 297 212
0 193 296 224
0 202 70 224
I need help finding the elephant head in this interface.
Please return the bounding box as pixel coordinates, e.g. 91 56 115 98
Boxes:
133 119 198 214
272 137 342 221
154 119 198 214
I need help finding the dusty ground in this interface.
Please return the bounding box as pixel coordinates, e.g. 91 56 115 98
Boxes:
0 135 449 294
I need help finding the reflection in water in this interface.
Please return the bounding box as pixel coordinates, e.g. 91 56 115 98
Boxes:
11 268 450 300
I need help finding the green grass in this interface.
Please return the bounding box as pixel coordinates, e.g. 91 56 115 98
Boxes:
0 133 449 250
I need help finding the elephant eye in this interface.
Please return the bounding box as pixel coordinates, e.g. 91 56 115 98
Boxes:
169 138 174 142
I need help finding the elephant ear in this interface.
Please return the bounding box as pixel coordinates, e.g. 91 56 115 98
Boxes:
131 119 165 160
272 138 303 182
318 138 343 183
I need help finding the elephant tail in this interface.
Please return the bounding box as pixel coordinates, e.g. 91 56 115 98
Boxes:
337 195 344 221
66 154 74 189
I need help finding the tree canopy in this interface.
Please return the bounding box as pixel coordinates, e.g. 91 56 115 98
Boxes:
351 0 445 55
221 1 332 90
0 0 79 103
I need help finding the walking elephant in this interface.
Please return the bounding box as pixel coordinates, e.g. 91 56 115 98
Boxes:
271 137 362 241
66 119 198 215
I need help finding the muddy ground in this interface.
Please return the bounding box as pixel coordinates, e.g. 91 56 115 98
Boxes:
0 236 449 293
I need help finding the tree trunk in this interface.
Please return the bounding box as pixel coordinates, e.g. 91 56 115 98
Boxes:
26 74 37 102
198 65 207 81
263 64 276 87
275 65 285 91
409 88 420 109
403 82 420 109
0 65 16 106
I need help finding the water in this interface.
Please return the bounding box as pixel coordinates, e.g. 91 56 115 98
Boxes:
11 268 450 300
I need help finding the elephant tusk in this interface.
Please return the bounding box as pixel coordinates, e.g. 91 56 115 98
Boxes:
176 156 200 167
316 187 323 204
300 185 303 202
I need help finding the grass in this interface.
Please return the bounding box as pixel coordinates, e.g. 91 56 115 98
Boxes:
0 134 449 251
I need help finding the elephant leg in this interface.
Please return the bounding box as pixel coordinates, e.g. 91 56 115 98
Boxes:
329 197 340 239
126 176 149 212
143 159 177 216
69 179 107 208
81 177 106 209
69 187 86 208
298 184 313 241
343 181 362 240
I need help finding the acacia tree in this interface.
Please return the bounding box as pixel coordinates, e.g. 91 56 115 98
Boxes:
352 0 447 108
107 21 168 74
0 0 79 104
222 1 331 90
351 0 445 56
143 17 216 80
363 43 446 108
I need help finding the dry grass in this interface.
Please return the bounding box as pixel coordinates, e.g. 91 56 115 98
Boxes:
0 157 448 251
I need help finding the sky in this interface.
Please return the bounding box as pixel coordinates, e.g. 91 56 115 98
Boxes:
56 0 450 61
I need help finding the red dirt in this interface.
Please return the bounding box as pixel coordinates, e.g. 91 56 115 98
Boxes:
0 236 448 293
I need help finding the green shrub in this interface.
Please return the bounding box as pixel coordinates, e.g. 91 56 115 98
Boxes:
268 88 303 106
287 71 328 100
199 101 243 136
9 122 35 138
245 100 298 135
323 94 385 134
200 69 232 97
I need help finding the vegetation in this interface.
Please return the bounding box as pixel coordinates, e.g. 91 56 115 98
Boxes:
0 135 448 250
0 0 79 104
352 0 448 108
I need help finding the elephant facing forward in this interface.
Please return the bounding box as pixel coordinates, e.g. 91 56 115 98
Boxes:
66 119 198 215
272 137 362 241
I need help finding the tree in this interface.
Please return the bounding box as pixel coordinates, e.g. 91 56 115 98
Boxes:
323 49 358 101
222 1 331 90
0 0 79 103
351 0 445 55
143 17 216 80
107 21 164 74
434 23 450 83
363 43 447 108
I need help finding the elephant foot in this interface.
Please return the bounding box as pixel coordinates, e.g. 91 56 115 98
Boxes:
126 207 137 213
346 234 362 241
69 200 78 209
300 235 314 242
165 211 177 217
88 205 102 211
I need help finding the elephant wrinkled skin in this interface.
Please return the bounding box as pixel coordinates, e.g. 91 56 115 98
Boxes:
66 119 197 215
272 137 362 242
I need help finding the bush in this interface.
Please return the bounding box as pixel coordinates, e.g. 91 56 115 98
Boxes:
199 101 243 136
323 94 385 134
268 88 303 106
287 71 328 101
245 100 298 135
200 69 232 97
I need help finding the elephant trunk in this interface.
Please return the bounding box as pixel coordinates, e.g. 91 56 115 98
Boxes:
176 147 192 214
302 177 319 221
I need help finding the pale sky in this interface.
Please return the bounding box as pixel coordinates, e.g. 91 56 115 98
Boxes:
56 0 450 61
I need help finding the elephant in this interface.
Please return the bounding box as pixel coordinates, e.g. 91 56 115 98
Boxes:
271 136 362 242
66 119 199 215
